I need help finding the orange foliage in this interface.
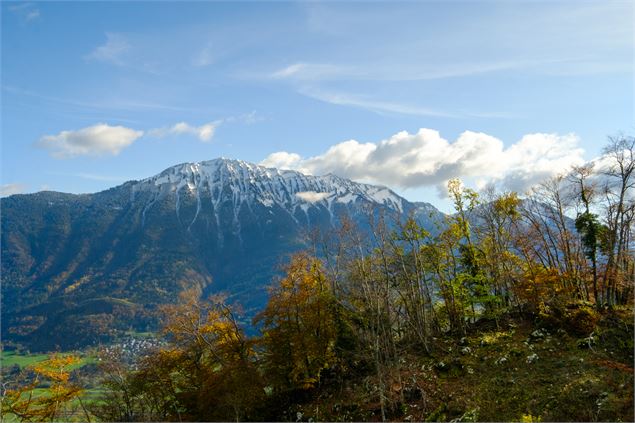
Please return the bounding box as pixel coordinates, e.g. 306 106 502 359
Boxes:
256 252 339 391
2 354 84 422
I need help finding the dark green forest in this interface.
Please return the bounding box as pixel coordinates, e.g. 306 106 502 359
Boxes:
2 136 634 422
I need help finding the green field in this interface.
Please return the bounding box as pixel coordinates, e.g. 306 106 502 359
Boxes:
1 351 96 370
1 351 50 369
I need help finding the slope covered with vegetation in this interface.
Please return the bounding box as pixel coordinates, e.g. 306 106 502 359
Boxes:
2 136 633 422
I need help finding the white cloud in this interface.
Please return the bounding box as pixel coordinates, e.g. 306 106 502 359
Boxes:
149 121 220 142
86 33 130 66
0 183 27 197
261 129 586 196
38 124 143 158
296 191 330 203
261 152 303 170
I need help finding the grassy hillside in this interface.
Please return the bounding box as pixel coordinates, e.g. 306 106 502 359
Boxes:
289 308 634 422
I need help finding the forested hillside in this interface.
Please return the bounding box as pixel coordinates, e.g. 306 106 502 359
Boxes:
1 159 443 351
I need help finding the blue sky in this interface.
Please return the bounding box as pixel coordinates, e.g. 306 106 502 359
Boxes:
1 1 633 211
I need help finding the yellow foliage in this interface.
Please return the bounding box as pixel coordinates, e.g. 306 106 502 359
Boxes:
256 252 339 390
480 330 511 345
513 266 565 308
2 354 84 422
160 289 254 367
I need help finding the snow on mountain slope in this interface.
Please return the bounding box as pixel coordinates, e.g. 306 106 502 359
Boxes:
131 158 407 226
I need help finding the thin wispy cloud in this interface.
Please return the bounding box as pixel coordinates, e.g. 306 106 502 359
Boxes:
149 121 220 142
9 3 40 23
3 85 214 115
148 113 263 142
302 1 633 73
270 57 631 83
260 2 632 126
299 88 456 118
86 33 130 66
266 60 531 119
9 3 31 11
536 59 633 77
25 8 40 21
223 111 263 125
157 112 260 128
299 87 515 119
271 63 351 80
84 32 163 75
193 43 215 67
270 60 544 82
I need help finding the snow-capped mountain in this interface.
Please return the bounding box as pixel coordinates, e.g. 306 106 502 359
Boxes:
1 158 443 350
132 158 406 228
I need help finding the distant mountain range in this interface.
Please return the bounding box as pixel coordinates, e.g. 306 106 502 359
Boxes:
1 158 444 351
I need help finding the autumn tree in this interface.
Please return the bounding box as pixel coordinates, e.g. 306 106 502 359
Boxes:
474 188 523 317
391 217 438 351
570 163 603 305
95 290 264 422
599 135 635 306
256 252 339 393
313 213 403 421
1 354 87 422
519 175 587 304
90 347 159 422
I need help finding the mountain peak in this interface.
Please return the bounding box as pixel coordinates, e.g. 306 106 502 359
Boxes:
130 158 413 225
